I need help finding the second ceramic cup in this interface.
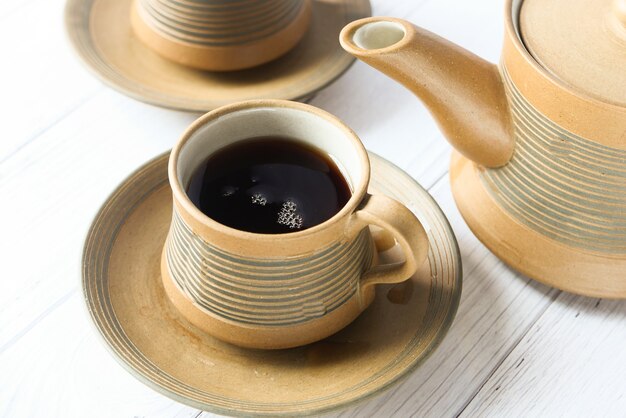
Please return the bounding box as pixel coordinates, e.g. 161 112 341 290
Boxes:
131 0 312 71
162 100 429 349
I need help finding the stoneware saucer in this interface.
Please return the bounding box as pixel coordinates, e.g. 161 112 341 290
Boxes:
82 151 462 416
65 0 371 112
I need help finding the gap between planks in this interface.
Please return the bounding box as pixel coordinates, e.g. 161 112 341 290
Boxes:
0 91 102 165
0 0 41 23
454 288 562 417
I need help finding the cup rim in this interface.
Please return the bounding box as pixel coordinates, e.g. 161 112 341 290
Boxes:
169 99 371 240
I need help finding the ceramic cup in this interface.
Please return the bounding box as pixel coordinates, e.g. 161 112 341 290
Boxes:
162 100 429 349
130 0 312 71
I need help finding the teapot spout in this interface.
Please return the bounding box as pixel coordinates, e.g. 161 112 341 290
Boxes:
340 17 515 168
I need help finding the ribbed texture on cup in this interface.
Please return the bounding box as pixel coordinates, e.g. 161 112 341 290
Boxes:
481 66 626 254
136 0 306 46
164 209 375 326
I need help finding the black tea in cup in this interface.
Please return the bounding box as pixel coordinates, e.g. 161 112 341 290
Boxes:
186 137 352 234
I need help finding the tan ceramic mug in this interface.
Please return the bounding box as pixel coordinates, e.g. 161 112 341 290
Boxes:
131 0 312 71
162 100 429 349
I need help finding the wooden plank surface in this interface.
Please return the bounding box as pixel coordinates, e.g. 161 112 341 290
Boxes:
0 292 201 418
461 294 626 417
2 0 625 416
0 0 101 160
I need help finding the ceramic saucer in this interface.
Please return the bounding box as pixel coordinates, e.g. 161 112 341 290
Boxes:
82 152 462 416
65 0 371 112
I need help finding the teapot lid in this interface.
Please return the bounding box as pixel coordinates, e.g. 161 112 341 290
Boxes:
520 0 626 106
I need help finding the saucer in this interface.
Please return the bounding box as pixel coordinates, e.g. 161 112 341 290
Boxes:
82 152 462 416
65 0 371 111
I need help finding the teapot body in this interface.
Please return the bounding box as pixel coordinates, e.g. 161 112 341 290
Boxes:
451 0 626 297
341 0 626 297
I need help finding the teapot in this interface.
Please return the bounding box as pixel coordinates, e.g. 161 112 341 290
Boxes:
339 0 626 298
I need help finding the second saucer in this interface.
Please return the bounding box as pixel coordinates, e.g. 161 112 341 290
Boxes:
65 0 371 111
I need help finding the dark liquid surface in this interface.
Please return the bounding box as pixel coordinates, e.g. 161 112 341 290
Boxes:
186 137 352 234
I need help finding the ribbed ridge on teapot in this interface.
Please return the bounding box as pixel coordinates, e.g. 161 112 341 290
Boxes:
480 66 626 254
164 209 375 326
136 0 305 46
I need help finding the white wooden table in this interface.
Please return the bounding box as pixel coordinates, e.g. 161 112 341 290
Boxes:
2 0 626 416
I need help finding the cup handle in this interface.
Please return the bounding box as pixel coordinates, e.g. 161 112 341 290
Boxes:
351 194 429 293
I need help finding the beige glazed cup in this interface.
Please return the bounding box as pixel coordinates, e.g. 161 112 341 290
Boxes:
161 100 429 349
130 0 312 71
